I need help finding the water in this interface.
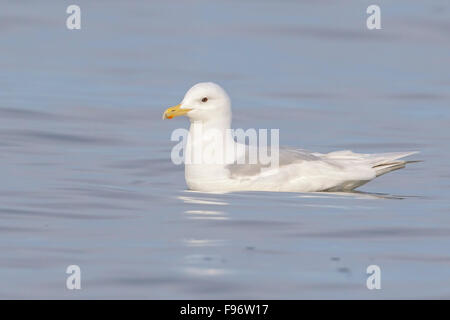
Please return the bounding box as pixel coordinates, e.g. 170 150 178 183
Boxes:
0 0 449 299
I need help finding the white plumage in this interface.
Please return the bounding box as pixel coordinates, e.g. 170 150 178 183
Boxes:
163 82 418 193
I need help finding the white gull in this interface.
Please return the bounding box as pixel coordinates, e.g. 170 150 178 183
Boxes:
163 82 418 193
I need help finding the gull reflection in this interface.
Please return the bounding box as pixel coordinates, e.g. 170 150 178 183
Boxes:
183 267 229 277
183 238 226 247
185 210 229 220
182 254 231 277
178 195 228 206
297 191 410 200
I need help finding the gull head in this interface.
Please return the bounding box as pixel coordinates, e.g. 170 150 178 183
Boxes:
163 82 231 123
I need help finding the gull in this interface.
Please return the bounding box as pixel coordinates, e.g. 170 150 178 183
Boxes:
163 82 419 193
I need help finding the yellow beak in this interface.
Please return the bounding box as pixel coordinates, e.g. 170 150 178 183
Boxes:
162 104 192 120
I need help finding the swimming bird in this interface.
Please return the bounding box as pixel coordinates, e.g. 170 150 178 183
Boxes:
163 82 419 193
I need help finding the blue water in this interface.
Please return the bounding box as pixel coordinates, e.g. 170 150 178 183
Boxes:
0 0 449 298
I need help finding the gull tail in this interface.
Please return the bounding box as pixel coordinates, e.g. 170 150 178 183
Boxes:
370 151 421 177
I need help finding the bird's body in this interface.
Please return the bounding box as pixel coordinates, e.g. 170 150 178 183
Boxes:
163 82 418 193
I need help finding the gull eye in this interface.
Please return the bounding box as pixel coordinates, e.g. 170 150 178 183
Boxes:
201 97 208 103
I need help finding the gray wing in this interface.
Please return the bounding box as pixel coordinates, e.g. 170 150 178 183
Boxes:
227 145 321 178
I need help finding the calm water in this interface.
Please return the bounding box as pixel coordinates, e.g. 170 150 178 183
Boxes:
1 0 449 299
